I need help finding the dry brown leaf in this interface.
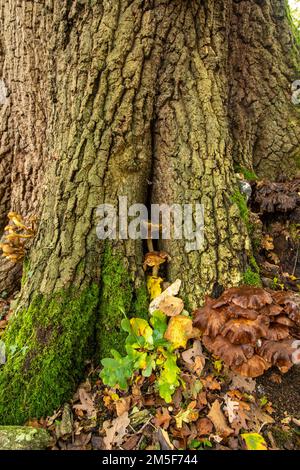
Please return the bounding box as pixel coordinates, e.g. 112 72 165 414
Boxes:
122 434 141 450
115 397 131 417
103 412 130 450
159 295 184 317
201 375 221 391
153 407 171 430
262 235 274 251
73 386 97 419
149 279 181 314
207 400 234 438
196 417 213 436
182 340 205 376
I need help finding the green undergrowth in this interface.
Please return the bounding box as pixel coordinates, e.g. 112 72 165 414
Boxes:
97 245 148 359
0 285 99 424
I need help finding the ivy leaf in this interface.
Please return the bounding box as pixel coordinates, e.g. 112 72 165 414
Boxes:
150 310 169 347
100 352 134 390
241 433 268 450
164 315 199 349
157 350 181 403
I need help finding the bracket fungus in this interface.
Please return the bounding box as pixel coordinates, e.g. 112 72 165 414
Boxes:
193 286 300 377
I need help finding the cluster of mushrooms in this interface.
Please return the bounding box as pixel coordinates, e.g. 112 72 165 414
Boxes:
193 286 300 377
0 212 36 263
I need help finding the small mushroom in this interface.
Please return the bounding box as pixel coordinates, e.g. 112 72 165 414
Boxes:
143 251 170 277
204 309 228 338
203 335 254 367
232 355 269 378
227 304 258 321
271 315 295 327
264 324 290 341
258 339 294 373
221 317 269 345
259 304 283 316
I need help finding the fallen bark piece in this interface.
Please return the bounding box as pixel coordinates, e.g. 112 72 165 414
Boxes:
0 426 52 450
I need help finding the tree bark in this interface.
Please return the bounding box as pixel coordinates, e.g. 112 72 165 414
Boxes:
0 0 299 424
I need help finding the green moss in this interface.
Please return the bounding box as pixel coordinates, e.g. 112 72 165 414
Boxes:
132 284 149 319
0 285 99 425
243 267 262 287
21 257 30 287
249 255 260 274
97 245 133 358
235 166 258 181
231 190 250 230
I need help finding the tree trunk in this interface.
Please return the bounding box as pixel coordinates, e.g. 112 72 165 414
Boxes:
0 0 299 424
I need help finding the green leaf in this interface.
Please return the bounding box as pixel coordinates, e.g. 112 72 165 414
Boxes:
241 433 268 450
150 310 168 347
157 350 181 403
100 355 134 390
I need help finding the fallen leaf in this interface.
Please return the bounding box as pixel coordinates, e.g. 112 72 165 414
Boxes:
196 417 213 436
223 395 240 424
241 433 268 450
159 295 184 317
164 316 199 349
229 374 256 393
175 402 199 429
103 412 130 450
147 276 163 300
207 400 234 438
153 407 171 430
73 386 97 419
122 434 140 450
201 375 221 391
116 397 131 417
149 279 182 314
182 340 205 376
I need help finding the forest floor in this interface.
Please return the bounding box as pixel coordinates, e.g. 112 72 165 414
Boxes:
25 352 300 451
0 177 299 451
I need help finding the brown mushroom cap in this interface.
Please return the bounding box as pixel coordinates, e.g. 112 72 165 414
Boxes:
258 339 294 373
143 251 170 271
231 287 273 310
193 306 210 331
264 324 290 341
227 304 258 321
204 309 228 338
232 355 269 378
271 315 295 327
219 286 273 310
221 317 269 345
202 335 253 367
259 304 283 316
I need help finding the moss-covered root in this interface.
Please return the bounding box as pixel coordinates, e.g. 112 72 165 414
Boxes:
0 285 99 425
97 246 148 359
0 426 52 450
